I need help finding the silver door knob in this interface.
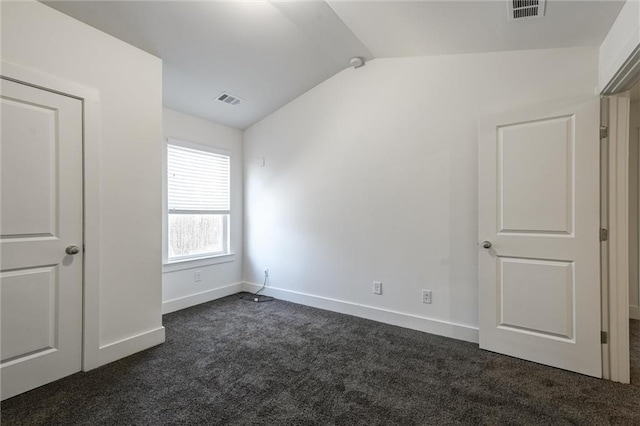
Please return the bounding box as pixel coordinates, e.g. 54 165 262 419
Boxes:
65 245 80 255
481 241 492 249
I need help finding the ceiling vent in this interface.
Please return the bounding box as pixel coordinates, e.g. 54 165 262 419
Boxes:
508 0 546 20
216 92 243 106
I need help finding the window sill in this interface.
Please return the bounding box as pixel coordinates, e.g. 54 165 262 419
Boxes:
162 253 235 273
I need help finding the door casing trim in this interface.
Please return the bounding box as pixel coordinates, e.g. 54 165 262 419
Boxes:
600 34 640 383
1 60 102 371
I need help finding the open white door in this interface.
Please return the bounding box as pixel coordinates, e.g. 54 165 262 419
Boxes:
1 79 83 399
478 97 602 377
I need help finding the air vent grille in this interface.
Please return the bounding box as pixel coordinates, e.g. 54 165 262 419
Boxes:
508 0 546 20
216 92 243 106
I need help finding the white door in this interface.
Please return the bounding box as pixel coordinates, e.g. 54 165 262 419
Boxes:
478 97 601 377
1 78 83 399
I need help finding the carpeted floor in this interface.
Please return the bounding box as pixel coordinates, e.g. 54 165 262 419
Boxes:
3 294 640 425
632 319 640 386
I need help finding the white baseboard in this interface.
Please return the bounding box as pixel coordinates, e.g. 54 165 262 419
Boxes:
631 305 640 320
96 326 165 368
162 282 244 314
243 282 479 344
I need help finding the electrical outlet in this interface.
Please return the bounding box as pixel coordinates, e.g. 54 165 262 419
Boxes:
373 281 382 295
194 271 202 282
422 290 432 304
264 268 269 278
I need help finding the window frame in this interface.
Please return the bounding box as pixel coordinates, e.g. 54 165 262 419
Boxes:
162 137 233 270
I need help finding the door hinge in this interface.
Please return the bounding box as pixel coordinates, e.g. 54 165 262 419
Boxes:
600 228 608 242
600 125 608 139
601 331 608 344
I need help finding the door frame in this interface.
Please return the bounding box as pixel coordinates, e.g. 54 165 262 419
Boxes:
603 92 631 383
600 44 640 384
0 61 103 371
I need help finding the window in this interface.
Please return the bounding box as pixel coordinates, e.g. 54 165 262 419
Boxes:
166 141 230 261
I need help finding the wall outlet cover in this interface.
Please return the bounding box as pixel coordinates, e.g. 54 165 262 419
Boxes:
373 281 382 295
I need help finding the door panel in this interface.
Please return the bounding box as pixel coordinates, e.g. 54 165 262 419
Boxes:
499 257 574 339
1 98 57 237
499 115 573 234
1 266 58 362
0 79 83 400
478 97 601 377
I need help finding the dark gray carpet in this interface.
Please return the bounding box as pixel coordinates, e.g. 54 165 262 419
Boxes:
3 293 640 425
632 319 640 386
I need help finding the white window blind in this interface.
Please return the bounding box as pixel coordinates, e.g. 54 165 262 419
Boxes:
167 144 230 214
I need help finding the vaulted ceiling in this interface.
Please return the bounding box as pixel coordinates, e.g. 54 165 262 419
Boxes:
44 1 625 129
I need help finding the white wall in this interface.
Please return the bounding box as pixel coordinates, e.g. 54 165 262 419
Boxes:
162 108 244 313
1 1 164 368
599 0 640 90
244 47 599 341
631 100 640 320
